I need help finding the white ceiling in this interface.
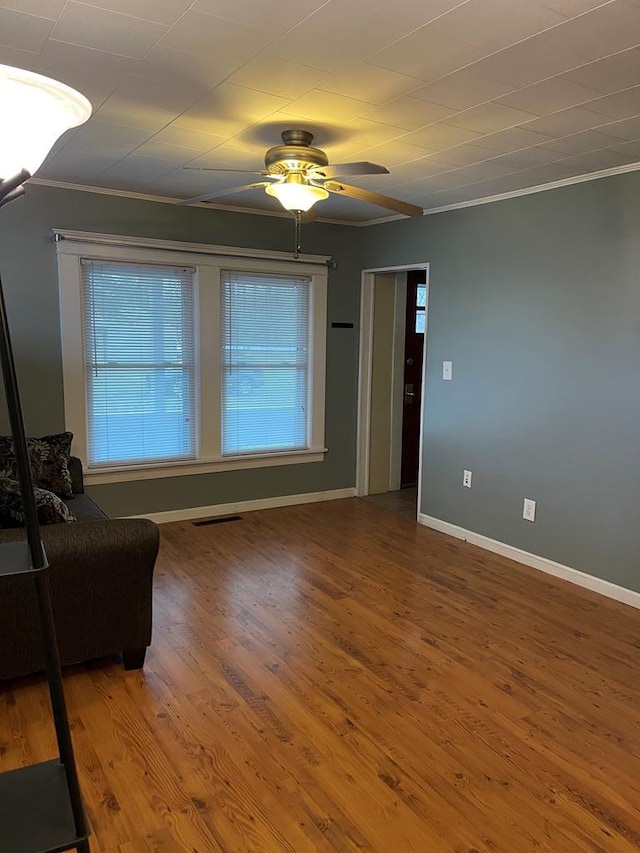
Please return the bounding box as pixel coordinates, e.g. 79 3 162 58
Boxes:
3 0 640 222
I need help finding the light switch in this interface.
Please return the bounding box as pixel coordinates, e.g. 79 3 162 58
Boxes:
523 498 536 522
443 360 452 380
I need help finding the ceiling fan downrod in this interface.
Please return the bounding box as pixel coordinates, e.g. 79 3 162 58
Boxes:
293 212 302 259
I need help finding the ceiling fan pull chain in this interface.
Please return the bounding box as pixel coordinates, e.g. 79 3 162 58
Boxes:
294 212 302 259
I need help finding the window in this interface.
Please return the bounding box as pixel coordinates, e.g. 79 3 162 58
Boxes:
415 282 426 334
221 271 311 455
81 260 196 466
57 232 328 484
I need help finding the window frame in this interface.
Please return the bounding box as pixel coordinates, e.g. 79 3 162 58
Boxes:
57 231 329 485
220 268 313 458
81 257 199 468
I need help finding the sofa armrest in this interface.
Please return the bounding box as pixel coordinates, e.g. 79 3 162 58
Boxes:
41 517 159 566
69 456 84 494
0 517 159 557
0 518 160 680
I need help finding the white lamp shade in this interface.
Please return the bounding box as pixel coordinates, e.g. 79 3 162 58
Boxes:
0 64 92 181
266 179 329 212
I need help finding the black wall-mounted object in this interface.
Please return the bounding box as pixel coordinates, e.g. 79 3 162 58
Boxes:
331 321 354 329
192 515 243 526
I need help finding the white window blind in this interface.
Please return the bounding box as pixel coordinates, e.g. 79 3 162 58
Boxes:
81 259 196 467
221 271 311 455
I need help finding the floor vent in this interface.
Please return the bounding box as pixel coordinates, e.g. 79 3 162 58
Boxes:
192 515 242 527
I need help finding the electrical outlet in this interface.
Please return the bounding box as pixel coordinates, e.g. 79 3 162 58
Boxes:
442 360 452 380
523 498 536 522
463 470 472 488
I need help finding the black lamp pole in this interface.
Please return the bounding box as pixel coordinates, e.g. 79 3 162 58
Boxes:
0 173 90 852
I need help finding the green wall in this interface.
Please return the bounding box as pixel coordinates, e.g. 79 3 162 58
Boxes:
362 170 640 593
4 174 639 595
0 185 362 516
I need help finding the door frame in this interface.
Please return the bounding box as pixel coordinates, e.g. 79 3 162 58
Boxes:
356 263 430 516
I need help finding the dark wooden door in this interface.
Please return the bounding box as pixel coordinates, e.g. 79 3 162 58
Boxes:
400 270 426 488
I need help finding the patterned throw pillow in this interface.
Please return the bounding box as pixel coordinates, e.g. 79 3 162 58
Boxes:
0 432 74 498
0 478 76 527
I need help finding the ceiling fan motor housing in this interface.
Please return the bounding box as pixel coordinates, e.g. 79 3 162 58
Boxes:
264 129 329 175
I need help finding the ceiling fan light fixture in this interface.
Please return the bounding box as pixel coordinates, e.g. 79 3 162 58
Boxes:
265 173 328 212
0 64 91 180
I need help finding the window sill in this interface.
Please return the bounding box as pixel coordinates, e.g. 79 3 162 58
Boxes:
84 448 328 485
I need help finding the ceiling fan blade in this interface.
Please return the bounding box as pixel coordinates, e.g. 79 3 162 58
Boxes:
324 181 423 217
177 181 271 206
310 161 389 179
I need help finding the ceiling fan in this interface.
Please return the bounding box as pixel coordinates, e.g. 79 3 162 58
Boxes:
179 130 423 254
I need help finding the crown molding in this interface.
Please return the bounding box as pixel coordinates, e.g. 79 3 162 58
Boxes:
29 158 640 229
28 177 361 226
417 159 640 219
352 211 413 227
344 159 640 225
29 177 291 216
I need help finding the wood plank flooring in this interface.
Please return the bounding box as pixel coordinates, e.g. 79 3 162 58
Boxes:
1 497 639 852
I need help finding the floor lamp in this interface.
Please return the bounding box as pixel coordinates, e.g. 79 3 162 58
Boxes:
0 65 93 853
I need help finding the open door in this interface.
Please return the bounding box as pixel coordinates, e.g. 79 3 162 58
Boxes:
400 270 427 488
356 264 429 502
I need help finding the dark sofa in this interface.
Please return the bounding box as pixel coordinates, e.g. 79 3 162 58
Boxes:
0 457 159 680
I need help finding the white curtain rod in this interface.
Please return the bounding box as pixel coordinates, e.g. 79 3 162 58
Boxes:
52 229 335 267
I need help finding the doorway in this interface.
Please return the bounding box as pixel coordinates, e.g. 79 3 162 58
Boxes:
356 263 429 519
401 269 427 488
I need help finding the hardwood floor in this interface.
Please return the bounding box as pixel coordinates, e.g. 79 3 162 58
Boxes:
361 487 417 519
1 498 639 852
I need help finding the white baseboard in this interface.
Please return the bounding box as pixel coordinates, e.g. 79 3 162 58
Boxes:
418 513 640 611
129 487 356 525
